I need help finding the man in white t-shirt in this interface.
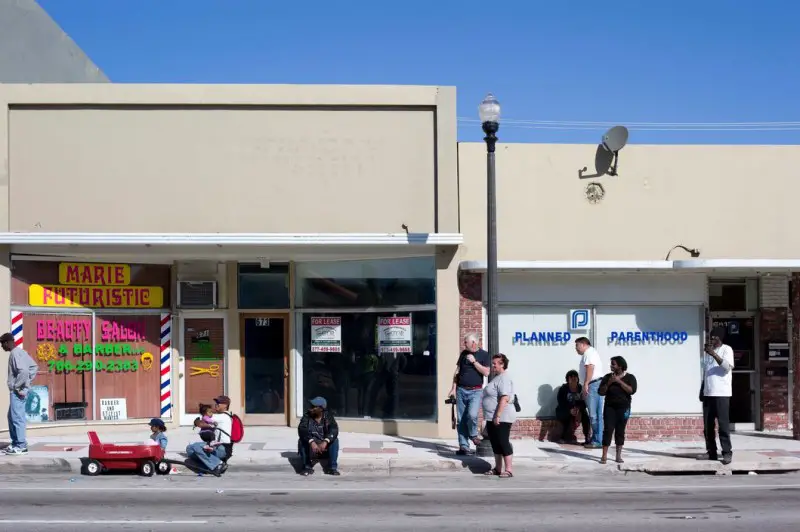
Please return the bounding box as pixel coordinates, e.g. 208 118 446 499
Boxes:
698 327 735 465
575 337 604 448
186 395 233 475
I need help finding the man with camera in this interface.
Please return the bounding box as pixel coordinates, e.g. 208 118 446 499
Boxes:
447 333 491 455
698 327 735 465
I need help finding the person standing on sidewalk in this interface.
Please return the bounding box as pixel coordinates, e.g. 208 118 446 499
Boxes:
481 354 516 478
598 356 637 464
448 333 490 455
698 327 735 465
575 337 604 449
2 332 38 455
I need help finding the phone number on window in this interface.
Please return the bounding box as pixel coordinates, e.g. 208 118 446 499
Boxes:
47 359 140 373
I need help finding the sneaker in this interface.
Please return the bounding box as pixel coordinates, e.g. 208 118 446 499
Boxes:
455 448 470 456
696 453 719 461
583 443 602 449
721 454 733 465
324 469 341 476
4 447 27 455
301 468 314 476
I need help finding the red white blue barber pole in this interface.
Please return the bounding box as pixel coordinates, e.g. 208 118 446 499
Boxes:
160 313 172 418
11 311 23 348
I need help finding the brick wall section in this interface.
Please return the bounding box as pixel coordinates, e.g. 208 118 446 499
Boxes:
760 307 790 430
792 275 800 439
457 270 483 345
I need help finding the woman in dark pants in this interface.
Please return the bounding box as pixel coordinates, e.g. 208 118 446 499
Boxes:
481 354 516 478
598 356 637 464
556 370 590 444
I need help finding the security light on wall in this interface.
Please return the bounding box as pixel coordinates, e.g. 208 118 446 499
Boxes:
665 245 701 261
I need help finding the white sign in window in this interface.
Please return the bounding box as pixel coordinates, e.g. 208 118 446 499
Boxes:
594 306 702 414
499 306 579 418
100 398 128 421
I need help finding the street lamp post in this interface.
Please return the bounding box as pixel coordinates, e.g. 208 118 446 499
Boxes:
479 93 501 361
476 93 500 458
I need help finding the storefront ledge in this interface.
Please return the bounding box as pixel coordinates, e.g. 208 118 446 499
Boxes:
0 232 464 246
459 260 674 273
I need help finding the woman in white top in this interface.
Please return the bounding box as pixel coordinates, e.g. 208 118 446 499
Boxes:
481 354 516 478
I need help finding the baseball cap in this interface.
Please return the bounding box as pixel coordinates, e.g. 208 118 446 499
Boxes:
214 395 231 406
309 397 327 409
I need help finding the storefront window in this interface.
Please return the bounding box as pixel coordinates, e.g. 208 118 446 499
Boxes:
238 263 290 309
301 311 437 420
12 260 171 424
295 257 435 308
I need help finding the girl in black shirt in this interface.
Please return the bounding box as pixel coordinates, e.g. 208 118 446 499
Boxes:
598 356 637 464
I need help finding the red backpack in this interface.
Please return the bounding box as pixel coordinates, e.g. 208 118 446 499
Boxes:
227 412 244 443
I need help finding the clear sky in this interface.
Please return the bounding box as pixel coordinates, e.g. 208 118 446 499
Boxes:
39 0 800 145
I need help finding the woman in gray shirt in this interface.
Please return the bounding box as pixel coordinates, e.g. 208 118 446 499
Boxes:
481 353 516 478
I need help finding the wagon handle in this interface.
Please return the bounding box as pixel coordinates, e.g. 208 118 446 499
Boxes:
87 431 101 446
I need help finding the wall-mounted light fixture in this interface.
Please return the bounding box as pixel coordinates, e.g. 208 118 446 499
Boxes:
665 245 701 261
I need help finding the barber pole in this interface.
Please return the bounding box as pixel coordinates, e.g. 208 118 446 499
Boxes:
160 313 172 418
11 311 23 348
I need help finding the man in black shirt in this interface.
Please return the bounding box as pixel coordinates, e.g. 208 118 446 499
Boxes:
297 397 340 476
447 333 491 455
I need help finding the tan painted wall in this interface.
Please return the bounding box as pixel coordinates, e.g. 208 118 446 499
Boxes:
459 142 800 261
1 84 458 234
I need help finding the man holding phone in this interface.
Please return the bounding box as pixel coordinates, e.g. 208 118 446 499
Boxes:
698 326 735 465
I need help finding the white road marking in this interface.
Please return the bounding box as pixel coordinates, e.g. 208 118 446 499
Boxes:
0 483 796 493
0 520 206 525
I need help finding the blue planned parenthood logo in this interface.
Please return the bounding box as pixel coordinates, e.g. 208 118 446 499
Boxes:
608 330 689 345
569 309 591 331
513 331 572 345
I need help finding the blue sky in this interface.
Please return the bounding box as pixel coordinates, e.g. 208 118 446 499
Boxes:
39 0 800 145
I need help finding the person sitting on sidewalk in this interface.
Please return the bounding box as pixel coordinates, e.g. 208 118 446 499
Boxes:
149 418 168 450
186 395 233 476
555 370 590 445
298 396 340 476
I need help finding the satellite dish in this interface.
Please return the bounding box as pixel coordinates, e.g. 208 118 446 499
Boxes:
600 125 629 176
602 126 629 153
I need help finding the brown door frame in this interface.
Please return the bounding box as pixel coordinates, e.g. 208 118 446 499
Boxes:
239 312 291 426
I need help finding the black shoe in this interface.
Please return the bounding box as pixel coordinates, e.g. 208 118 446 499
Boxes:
721 454 733 465
219 463 229 475
696 453 719 461
301 468 314 476
455 448 470 456
324 469 341 476
211 465 223 477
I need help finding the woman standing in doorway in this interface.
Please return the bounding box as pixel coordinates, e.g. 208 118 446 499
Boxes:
481 354 516 478
598 356 637 464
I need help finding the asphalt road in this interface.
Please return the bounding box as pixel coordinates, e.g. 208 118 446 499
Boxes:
0 472 798 531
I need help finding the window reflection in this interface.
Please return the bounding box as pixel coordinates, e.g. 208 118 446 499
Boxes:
302 311 437 420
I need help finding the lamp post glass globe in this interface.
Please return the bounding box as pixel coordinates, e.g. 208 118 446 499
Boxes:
478 93 501 125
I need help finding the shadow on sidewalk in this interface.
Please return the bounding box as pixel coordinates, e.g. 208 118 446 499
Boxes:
735 431 795 441
540 447 600 463
382 421 492 475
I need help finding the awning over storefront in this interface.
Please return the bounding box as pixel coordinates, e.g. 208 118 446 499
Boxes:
0 232 463 262
460 259 800 274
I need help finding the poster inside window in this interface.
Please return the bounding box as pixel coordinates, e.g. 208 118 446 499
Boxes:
302 311 437 420
11 260 171 423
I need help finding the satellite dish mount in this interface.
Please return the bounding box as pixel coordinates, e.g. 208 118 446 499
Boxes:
601 125 629 176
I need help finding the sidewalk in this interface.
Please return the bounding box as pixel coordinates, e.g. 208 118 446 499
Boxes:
2 426 800 476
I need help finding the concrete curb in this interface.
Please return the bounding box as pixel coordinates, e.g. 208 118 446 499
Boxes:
619 459 800 475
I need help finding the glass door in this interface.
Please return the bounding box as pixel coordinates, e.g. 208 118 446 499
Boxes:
711 314 758 428
241 314 288 425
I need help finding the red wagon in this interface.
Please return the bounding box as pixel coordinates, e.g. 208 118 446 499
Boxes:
85 431 170 477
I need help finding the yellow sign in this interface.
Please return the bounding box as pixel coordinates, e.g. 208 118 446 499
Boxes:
140 352 154 371
29 284 164 309
59 263 131 286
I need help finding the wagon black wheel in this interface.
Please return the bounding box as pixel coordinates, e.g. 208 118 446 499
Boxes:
156 461 171 475
85 460 102 476
140 460 155 477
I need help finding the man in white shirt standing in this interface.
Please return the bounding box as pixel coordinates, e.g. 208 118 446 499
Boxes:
575 337 604 449
698 327 735 465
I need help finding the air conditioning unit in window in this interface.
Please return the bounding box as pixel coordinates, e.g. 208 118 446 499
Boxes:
177 281 217 309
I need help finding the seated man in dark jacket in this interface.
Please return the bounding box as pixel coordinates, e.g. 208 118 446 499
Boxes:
298 396 340 476
556 370 590 444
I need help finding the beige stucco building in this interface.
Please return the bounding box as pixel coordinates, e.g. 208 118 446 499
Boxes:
1 83 798 441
